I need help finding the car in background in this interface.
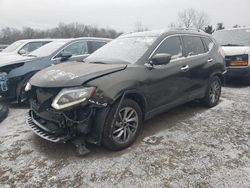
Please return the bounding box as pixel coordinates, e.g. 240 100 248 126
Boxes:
0 37 111 102
0 45 8 52
213 28 250 84
0 39 53 56
26 29 225 154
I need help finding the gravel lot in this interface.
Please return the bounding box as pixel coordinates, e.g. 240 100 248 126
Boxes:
0 83 250 188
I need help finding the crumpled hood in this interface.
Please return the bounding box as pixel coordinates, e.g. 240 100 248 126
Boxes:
0 54 33 66
30 61 127 87
222 46 250 56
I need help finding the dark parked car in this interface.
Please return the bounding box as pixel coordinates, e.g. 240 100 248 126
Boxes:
0 37 110 102
26 29 226 154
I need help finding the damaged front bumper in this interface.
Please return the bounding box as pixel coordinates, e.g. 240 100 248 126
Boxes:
27 100 95 143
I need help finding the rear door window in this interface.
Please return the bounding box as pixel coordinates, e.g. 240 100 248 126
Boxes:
87 41 107 54
182 36 205 56
153 36 183 59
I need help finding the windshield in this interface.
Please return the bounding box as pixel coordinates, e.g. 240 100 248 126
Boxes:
2 41 25 53
85 36 157 64
29 40 68 57
213 29 250 46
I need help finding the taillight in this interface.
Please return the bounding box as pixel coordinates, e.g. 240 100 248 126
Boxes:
229 54 249 67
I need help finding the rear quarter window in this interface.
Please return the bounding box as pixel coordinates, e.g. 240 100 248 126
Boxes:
202 37 215 52
182 36 205 56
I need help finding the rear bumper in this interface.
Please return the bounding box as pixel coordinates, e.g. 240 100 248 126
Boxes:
225 67 250 78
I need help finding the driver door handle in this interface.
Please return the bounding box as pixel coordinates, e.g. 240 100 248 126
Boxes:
181 65 189 72
208 58 213 63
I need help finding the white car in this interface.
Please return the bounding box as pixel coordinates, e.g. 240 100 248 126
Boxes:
0 39 53 56
0 45 8 52
213 28 250 84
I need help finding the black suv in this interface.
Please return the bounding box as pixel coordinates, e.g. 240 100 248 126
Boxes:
26 29 226 154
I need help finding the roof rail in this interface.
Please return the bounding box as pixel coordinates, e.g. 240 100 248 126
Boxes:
170 27 205 33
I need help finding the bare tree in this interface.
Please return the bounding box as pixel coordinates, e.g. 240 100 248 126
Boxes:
134 21 148 32
176 9 210 30
178 8 197 28
195 12 210 30
0 23 123 44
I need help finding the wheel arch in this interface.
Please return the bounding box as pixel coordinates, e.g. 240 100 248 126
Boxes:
113 90 148 119
210 71 224 85
90 90 148 146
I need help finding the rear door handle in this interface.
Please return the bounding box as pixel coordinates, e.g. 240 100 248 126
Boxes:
208 58 213 63
181 65 189 72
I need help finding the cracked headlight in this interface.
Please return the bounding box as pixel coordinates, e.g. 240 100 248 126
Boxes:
51 87 96 110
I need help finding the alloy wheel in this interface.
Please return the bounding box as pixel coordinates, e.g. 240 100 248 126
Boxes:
209 80 221 104
112 107 139 144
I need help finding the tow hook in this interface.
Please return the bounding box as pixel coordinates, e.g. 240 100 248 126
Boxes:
72 136 90 156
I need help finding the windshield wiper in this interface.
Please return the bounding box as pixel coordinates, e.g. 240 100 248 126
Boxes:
90 62 107 64
221 44 243 47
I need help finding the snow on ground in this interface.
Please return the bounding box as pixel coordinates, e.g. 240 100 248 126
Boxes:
0 84 250 187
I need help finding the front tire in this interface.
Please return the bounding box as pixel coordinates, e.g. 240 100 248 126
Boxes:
201 76 221 107
102 99 143 151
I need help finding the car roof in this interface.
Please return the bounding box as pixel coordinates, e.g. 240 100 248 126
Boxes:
17 39 56 42
120 28 211 39
70 37 112 42
17 37 112 43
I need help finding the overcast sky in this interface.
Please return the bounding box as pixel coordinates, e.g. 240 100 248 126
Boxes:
0 0 249 32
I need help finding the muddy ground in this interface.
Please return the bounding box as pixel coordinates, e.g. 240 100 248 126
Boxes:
0 83 250 188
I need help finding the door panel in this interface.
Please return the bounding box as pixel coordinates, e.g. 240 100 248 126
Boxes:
181 36 210 99
146 36 191 110
147 60 190 110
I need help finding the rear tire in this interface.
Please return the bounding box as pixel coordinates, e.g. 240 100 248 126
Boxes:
201 76 221 107
102 99 143 151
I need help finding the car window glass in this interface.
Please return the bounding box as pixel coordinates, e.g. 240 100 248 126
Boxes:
20 42 45 53
154 36 183 59
203 38 214 52
2 41 25 52
88 41 107 53
62 41 88 56
182 36 205 56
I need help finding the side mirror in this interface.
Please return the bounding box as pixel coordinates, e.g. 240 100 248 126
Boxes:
59 52 72 61
19 49 27 55
150 53 172 66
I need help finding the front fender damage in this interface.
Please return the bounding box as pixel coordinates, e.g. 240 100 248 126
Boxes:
27 94 112 155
